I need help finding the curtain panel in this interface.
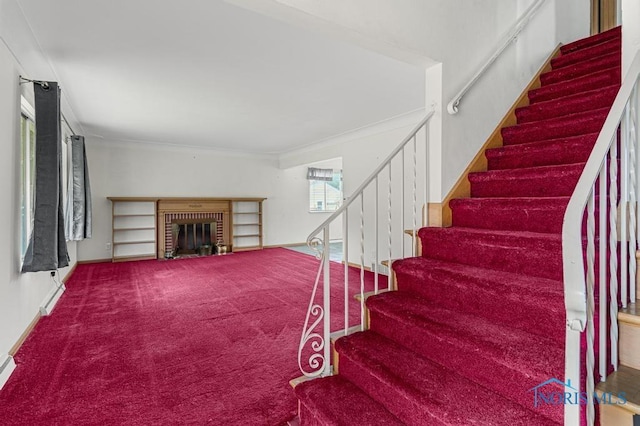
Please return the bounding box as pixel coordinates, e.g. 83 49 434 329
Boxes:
307 167 333 181
22 82 70 272
65 135 92 241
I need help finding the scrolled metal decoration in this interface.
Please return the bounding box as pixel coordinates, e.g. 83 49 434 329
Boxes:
297 244 327 377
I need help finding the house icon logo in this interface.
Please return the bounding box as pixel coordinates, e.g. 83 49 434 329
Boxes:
529 377 627 408
529 378 578 408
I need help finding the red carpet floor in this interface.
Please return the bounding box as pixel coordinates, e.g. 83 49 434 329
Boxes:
296 27 621 425
0 248 380 425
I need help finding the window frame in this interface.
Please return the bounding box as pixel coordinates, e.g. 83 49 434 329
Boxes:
308 170 343 213
20 96 36 261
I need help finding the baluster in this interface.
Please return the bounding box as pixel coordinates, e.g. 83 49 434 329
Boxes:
343 210 349 336
424 125 429 227
323 227 331 376
388 163 392 291
599 164 608 382
401 148 405 259
633 83 640 303
622 102 630 308
412 135 417 257
629 99 638 308
375 177 379 294
609 139 620 370
586 189 596 425
360 194 365 331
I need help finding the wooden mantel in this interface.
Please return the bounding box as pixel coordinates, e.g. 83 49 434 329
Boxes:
108 197 266 261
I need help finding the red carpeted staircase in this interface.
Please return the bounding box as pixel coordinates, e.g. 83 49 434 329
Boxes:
294 27 621 425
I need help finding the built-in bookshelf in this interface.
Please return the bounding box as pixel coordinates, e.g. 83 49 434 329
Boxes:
108 197 266 261
231 200 264 251
110 198 157 262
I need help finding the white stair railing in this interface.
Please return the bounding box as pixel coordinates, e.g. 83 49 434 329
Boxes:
562 52 640 426
298 111 434 378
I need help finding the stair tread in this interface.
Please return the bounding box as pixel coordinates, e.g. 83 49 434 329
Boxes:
560 26 620 54
528 66 620 104
503 107 609 135
515 85 618 124
418 226 563 280
366 291 563 376
552 38 621 69
540 52 620 85
595 365 640 414
295 375 404 425
469 162 585 182
336 331 562 426
619 302 640 325
487 133 598 156
450 197 569 233
393 255 562 293
391 256 565 341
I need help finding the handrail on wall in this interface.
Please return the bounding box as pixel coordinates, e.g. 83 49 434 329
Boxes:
447 0 548 115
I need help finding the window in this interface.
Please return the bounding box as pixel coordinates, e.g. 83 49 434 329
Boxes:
20 99 36 260
309 170 343 212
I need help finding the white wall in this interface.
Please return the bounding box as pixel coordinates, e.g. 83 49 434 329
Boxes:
228 0 590 200
0 0 78 378
78 140 345 261
622 0 640 76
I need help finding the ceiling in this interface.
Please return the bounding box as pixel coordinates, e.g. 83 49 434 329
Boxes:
16 0 425 154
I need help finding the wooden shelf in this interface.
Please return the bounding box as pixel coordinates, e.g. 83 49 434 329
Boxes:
110 199 158 262
113 254 156 262
113 240 156 246
232 200 264 251
233 245 262 252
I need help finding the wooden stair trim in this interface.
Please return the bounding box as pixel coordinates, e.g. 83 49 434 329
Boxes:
427 44 563 227
596 366 640 415
620 303 640 327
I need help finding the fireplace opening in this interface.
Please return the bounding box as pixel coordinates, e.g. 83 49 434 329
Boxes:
170 219 218 257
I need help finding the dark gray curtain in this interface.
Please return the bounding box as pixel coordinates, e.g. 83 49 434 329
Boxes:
22 82 70 272
64 135 92 241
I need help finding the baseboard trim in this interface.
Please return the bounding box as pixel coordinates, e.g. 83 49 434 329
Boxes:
78 258 112 264
62 262 77 283
264 242 307 248
9 313 40 356
0 354 16 390
40 280 65 316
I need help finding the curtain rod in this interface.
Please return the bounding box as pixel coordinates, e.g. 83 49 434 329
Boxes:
19 75 77 136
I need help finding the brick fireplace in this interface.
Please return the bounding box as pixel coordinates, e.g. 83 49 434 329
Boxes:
157 199 231 258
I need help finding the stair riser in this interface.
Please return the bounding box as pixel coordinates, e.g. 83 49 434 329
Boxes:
560 27 620 54
337 352 437 425
451 202 567 233
420 231 563 280
470 171 582 198
394 269 565 342
528 68 620 104
540 54 620 85
367 309 565 424
487 143 593 170
619 321 640 371
502 113 607 145
516 88 617 124
552 39 621 69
